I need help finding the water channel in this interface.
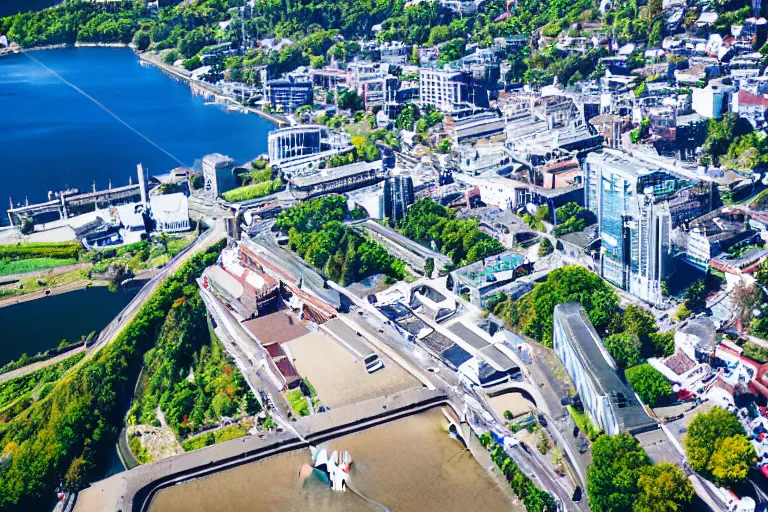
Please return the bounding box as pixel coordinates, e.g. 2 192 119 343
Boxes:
0 285 136 367
148 408 520 512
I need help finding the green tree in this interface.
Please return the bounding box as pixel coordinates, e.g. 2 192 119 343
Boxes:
633 463 694 512
603 332 642 368
132 29 150 51
538 237 554 257
212 392 236 418
424 257 435 278
625 363 672 406
395 104 420 130
707 435 756 486
685 407 753 485
587 434 650 512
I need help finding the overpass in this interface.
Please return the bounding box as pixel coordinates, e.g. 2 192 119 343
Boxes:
73 387 448 512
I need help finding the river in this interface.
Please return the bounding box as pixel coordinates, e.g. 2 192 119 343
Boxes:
0 285 136 367
0 47 273 223
148 408 520 512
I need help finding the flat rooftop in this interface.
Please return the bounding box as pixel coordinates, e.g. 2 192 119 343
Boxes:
359 219 452 265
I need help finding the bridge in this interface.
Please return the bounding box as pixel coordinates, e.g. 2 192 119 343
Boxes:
73 387 448 512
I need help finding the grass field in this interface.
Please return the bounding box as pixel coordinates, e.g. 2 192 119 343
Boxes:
0 268 91 298
0 257 78 277
181 421 252 452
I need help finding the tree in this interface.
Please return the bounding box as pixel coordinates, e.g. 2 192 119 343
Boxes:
132 29 150 51
603 332 642 368
684 279 707 310
19 217 34 235
337 89 363 111
162 50 179 65
182 56 202 71
708 435 757 485
424 257 435 278
63 454 92 491
685 406 753 485
538 237 554 257
633 463 694 512
212 391 236 418
733 282 762 330
587 433 650 512
625 364 672 406
395 104 420 131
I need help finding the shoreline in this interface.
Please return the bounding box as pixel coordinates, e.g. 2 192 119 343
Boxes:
0 278 107 309
136 51 288 126
0 42 286 126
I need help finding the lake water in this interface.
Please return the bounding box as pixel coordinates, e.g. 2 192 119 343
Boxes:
0 47 273 223
0 285 136 366
0 0 61 17
148 408 520 512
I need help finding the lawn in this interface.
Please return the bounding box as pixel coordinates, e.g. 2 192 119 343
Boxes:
286 389 310 417
181 421 252 451
0 268 91 298
0 257 78 277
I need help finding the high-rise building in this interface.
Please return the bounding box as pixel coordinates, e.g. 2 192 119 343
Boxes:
383 176 414 225
202 153 235 197
584 150 701 305
553 302 657 436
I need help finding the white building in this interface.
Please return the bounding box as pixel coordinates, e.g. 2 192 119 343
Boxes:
691 84 730 119
419 68 468 113
150 193 190 233
553 302 657 436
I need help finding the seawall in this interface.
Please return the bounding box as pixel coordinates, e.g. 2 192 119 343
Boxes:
73 387 448 512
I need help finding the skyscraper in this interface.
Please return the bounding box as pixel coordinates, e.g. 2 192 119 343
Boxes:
383 176 414 226
584 150 696 305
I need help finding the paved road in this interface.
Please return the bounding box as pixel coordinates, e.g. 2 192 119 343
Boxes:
335 289 588 511
86 224 224 359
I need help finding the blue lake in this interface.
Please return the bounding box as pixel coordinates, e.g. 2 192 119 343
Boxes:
0 47 273 222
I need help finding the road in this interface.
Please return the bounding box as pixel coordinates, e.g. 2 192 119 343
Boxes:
333 286 588 511
85 223 224 359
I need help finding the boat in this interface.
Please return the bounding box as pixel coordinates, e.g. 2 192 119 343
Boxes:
299 446 352 491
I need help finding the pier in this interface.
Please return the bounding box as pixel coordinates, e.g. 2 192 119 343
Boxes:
7 183 141 226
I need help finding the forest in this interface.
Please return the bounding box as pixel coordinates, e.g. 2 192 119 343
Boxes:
275 195 407 284
398 198 505 267
127 292 259 438
0 241 224 510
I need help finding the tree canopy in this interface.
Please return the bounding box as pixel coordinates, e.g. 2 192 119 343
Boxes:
398 198 505 267
587 434 693 512
493 265 619 346
625 363 673 407
685 406 755 486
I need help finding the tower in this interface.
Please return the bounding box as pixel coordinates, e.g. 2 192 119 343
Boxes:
137 163 149 207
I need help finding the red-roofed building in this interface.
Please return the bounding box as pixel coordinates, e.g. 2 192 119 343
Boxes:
733 90 768 127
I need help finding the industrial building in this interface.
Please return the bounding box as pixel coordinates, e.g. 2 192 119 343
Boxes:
553 302 657 436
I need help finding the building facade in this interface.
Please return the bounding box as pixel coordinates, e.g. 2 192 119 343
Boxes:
584 150 698 305
419 68 470 113
266 78 313 113
553 302 657 436
383 175 414 225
